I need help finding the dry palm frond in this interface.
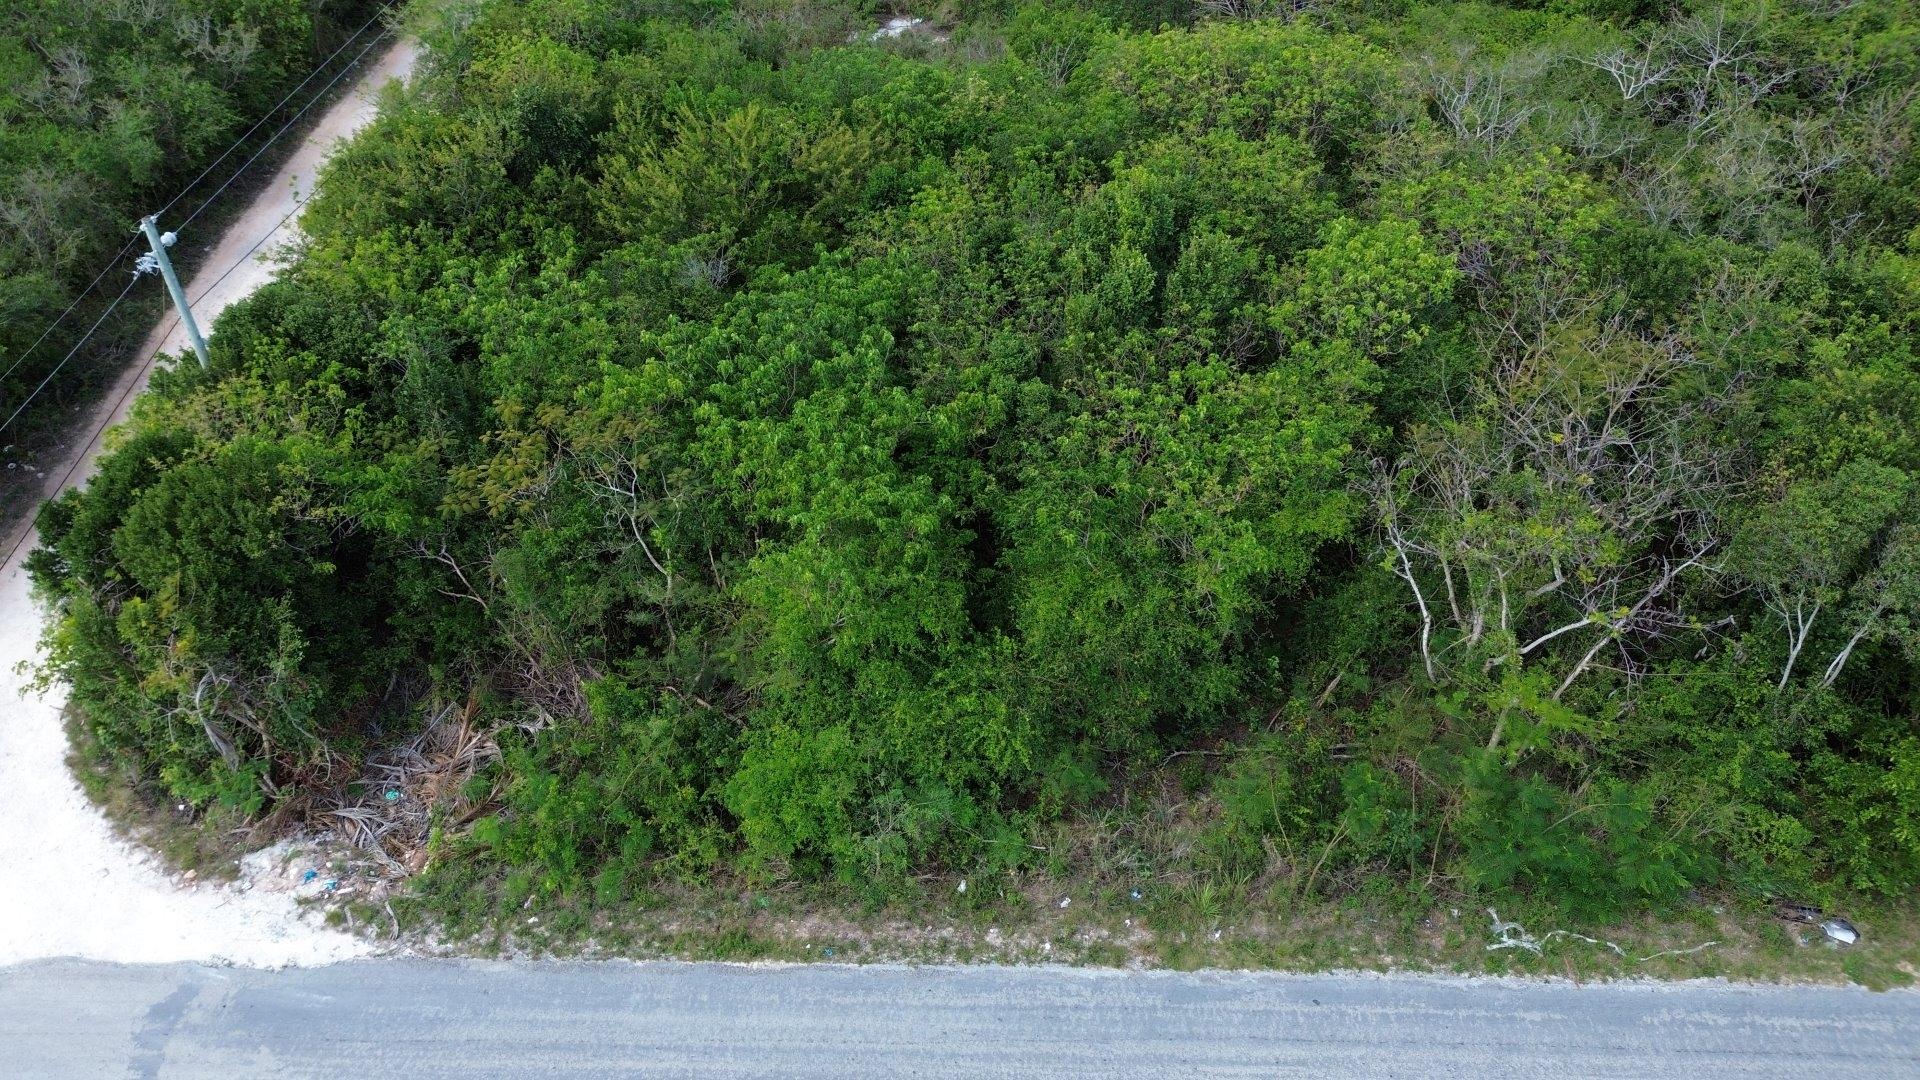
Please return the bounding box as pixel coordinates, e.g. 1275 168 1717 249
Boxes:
311 693 504 874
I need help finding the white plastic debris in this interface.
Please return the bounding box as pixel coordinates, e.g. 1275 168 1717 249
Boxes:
1058 897 1070 909
1485 908 1626 958
1822 917 1859 946
870 16 925 39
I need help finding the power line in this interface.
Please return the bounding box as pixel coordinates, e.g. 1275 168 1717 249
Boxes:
0 191 313 571
0 69 338 442
3 20 392 436
1 183 310 442
0 291 160 573
187 200 308 313
0 16 400 572
0 295 178 574
0 276 140 442
0 196 295 446
152 4 394 224
2 5 390 403
176 26 394 232
0 237 140 390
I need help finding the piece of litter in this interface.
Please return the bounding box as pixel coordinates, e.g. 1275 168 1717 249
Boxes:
1129 889 1142 901
1484 907 1625 958
822 947 836 958
322 879 339 893
1637 941 1719 962
956 879 967 894
383 789 401 802
301 869 318 884
1776 901 1823 924
1058 897 1070 909
870 16 925 40
1821 917 1859 946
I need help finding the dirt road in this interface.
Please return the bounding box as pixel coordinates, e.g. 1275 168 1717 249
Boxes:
0 38 417 968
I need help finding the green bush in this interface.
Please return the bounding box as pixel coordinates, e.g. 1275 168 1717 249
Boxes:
483 677 733 897
1207 726 1339 881
33 0 1920 916
1456 758 1710 921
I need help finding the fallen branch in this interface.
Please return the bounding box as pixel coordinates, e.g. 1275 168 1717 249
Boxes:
1544 929 1626 957
1161 749 1227 766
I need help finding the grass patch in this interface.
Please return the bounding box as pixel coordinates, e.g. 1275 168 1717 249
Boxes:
364 788 1920 988
60 702 1920 989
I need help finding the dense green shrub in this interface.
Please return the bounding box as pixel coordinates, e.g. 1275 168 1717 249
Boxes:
33 0 1920 918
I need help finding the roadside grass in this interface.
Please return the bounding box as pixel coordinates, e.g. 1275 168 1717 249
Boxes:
59 704 1920 988
367 864 1919 988
361 799 1920 989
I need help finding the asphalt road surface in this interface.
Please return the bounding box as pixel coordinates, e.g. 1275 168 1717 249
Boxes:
5 959 1916 1078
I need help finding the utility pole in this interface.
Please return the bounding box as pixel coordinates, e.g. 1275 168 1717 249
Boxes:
137 215 209 368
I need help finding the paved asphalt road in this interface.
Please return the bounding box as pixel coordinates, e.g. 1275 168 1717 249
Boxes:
4 959 1916 1078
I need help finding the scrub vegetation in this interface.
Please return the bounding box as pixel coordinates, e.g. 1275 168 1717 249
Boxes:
27 0 1920 953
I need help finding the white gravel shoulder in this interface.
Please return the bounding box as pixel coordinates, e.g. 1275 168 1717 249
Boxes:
0 39 417 971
